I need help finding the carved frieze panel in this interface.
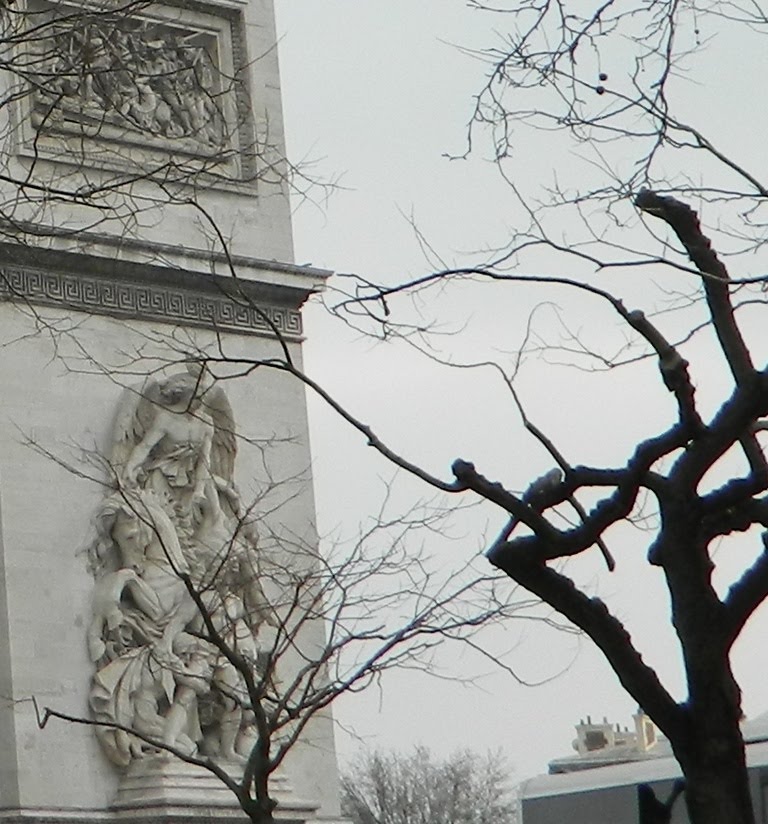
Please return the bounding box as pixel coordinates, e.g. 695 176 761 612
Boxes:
0 262 304 338
18 0 254 179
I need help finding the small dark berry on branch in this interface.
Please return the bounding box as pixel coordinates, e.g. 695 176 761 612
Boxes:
599 72 608 81
596 86 605 94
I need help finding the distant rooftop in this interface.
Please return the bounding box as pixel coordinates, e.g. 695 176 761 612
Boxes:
543 708 768 778
522 711 768 802
548 710 668 775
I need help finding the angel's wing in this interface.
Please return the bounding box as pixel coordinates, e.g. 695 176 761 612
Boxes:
204 383 236 483
109 379 159 480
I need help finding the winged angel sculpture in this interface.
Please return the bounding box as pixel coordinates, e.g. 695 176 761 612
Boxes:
87 365 273 768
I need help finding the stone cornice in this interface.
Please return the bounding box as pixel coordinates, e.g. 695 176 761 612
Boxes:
0 244 320 339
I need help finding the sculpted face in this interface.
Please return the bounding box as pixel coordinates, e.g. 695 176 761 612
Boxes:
159 374 198 408
113 511 149 569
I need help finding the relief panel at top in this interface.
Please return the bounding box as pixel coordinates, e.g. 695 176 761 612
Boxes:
19 0 256 182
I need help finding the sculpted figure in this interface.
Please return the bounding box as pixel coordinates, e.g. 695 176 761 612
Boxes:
111 365 236 542
88 365 272 768
37 15 224 145
88 491 198 764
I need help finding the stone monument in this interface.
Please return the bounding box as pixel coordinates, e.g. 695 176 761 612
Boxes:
0 1 343 822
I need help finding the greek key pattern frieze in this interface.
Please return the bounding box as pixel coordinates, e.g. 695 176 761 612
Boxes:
0 265 302 337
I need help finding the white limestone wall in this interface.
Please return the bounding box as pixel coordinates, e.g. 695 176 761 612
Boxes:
0 298 341 820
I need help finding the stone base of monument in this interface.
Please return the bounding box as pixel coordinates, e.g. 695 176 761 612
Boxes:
110 756 320 823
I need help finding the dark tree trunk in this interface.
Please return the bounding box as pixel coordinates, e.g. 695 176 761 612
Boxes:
656 511 756 824
673 722 754 824
680 760 753 824
242 796 276 824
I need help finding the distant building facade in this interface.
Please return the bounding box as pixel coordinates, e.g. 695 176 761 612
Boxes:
520 712 768 824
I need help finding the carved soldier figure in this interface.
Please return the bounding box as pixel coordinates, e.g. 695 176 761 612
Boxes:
87 365 272 768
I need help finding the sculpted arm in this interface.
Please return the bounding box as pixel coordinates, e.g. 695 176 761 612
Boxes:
123 417 167 483
192 425 213 497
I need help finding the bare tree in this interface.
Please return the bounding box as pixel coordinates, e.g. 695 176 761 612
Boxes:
341 746 517 824
280 4 768 824
13 2 768 823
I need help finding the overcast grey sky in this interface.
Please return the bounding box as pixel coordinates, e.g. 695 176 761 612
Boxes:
273 2 768 781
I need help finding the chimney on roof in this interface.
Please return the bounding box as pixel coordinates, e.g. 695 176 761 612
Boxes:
633 709 657 751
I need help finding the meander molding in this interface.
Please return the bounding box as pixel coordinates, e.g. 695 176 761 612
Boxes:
0 245 313 338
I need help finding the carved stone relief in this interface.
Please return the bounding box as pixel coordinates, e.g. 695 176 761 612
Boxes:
87 366 273 767
22 1 250 173
35 13 225 148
